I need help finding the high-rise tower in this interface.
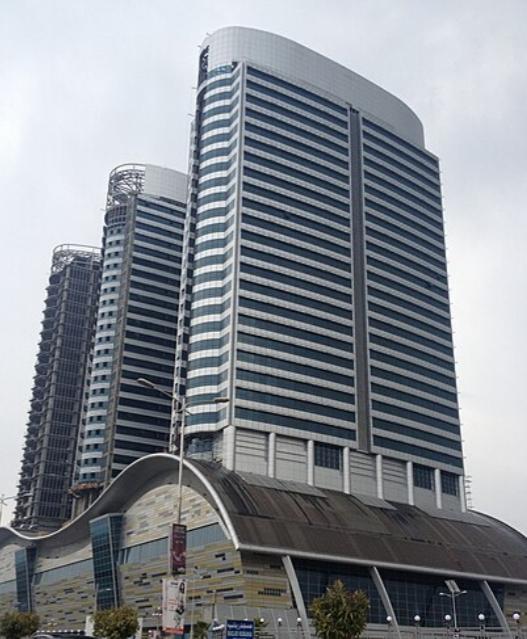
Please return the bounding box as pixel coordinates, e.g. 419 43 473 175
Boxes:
177 27 464 512
74 164 187 498
14 245 101 531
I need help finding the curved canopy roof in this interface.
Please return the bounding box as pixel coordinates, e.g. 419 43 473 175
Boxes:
2 454 526 584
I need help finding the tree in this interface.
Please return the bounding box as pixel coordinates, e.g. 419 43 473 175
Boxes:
310 579 369 639
0 611 40 639
93 606 138 639
192 620 209 639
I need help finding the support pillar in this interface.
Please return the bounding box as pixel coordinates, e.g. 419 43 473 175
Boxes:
480 580 513 638
282 555 310 636
376 454 384 499
223 425 236 471
406 461 415 506
307 440 314 486
434 468 443 509
343 446 351 494
268 432 276 478
369 566 401 639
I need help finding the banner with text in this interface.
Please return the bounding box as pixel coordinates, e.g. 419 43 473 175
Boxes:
162 577 186 634
170 523 187 575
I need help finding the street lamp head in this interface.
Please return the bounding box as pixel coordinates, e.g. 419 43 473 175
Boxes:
513 613 521 622
414 615 421 624
439 592 448 597
478 614 485 622
386 616 393 624
277 618 283 626
259 618 265 624
445 615 452 622
296 617 302 626
136 377 156 390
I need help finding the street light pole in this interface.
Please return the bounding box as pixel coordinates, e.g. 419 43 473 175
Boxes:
0 494 24 527
440 590 467 632
136 378 228 526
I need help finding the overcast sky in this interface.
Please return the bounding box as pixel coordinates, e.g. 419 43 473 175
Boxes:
1 0 526 531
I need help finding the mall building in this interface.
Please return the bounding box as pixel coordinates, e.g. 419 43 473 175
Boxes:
2 26 526 637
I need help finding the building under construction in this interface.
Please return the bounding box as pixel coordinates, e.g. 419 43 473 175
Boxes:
13 245 101 531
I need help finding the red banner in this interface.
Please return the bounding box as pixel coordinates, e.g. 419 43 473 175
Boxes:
170 523 187 575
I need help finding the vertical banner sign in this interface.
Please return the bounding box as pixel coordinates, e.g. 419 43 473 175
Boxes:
170 523 187 575
162 577 187 634
226 620 255 639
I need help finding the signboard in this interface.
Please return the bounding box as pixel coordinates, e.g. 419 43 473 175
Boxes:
170 523 187 575
162 577 187 634
226 620 255 639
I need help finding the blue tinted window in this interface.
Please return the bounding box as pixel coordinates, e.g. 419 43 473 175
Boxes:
245 137 349 182
240 280 351 319
370 366 457 402
242 213 350 256
238 368 353 403
368 288 450 325
237 387 354 421
241 263 351 304
244 152 349 197
238 331 353 369
441 471 459 495
369 318 453 355
238 349 353 386
245 108 348 155
239 297 351 335
239 314 352 351
242 230 350 271
247 67 348 115
373 418 461 450
246 90 348 140
245 167 349 212
244 182 349 228
242 246 350 287
369 334 454 371
314 442 343 469
374 436 463 467
236 407 355 439
372 401 459 434
245 123 348 169
369 350 456 387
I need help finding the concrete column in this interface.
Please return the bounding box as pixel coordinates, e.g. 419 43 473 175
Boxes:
268 432 276 478
459 474 467 512
343 446 351 494
434 468 443 509
307 440 314 486
282 555 310 636
369 566 402 639
376 454 384 499
406 461 415 506
223 425 236 471
480 580 513 638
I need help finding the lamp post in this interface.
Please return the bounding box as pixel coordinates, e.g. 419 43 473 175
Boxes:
277 617 283 639
0 493 30 526
439 589 467 633
386 615 393 639
413 615 421 639
478 613 486 639
513 613 521 639
136 378 228 525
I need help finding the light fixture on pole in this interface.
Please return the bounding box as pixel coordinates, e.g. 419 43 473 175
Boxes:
440 580 467 632
136 378 228 525
0 493 31 527
512 613 521 639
